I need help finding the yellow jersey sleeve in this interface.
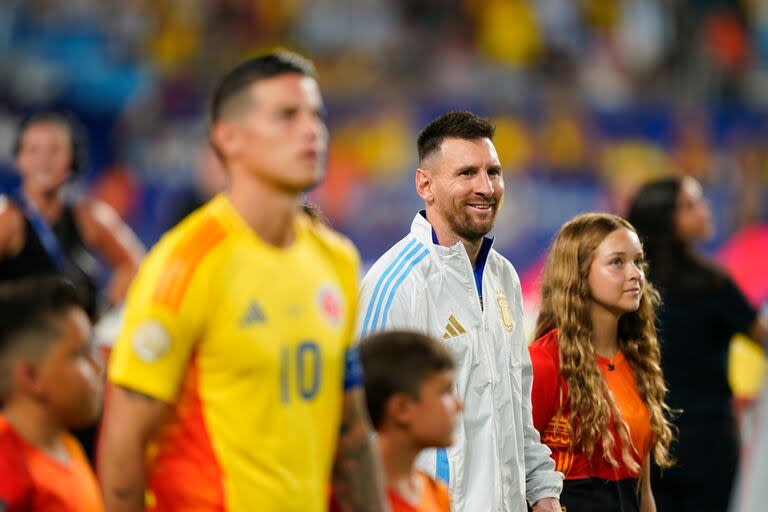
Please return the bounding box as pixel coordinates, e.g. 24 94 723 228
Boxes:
338 240 363 390
309 219 363 390
338 240 361 352
313 219 361 348
109 215 228 403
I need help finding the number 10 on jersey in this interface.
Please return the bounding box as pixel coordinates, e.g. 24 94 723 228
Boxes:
280 341 321 403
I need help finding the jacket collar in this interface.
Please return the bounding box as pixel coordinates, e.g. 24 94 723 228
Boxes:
410 210 495 264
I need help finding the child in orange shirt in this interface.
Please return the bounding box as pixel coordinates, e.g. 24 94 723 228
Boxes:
361 330 460 512
0 277 103 511
329 330 460 512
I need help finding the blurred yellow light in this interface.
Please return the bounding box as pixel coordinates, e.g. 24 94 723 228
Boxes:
728 334 766 399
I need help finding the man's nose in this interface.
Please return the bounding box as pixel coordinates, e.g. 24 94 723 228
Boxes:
473 170 494 196
301 112 327 143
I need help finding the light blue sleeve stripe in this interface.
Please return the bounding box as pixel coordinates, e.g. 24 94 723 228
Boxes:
367 242 424 334
360 239 418 337
436 448 450 484
379 248 430 330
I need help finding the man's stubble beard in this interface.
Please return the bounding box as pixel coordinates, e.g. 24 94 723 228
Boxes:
444 199 502 243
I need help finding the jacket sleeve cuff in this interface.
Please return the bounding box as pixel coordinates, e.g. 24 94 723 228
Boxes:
526 477 564 506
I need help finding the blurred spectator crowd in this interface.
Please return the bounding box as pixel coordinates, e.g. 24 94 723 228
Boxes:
1 0 768 269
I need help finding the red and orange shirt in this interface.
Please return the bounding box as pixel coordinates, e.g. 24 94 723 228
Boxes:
0 415 103 512
529 329 652 481
109 195 361 511
330 472 450 512
388 472 451 512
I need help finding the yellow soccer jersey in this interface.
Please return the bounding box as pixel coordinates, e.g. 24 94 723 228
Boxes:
109 194 361 512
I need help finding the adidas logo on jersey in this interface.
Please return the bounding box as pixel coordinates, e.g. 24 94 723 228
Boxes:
442 315 466 340
241 301 266 326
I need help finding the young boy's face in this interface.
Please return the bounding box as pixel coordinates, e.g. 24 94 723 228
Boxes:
35 307 103 428
407 369 461 448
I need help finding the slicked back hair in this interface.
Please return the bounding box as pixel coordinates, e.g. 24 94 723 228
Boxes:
417 111 495 164
209 49 316 125
360 330 455 429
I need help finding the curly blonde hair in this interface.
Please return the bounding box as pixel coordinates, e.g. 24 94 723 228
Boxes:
534 213 674 472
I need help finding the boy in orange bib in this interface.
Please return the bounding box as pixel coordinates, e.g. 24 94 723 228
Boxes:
0 277 103 511
361 331 460 511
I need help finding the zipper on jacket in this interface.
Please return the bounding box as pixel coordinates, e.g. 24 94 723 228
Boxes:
473 252 503 508
479 311 504 509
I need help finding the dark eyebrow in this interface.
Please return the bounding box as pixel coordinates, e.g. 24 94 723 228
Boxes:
454 165 479 174
454 164 502 174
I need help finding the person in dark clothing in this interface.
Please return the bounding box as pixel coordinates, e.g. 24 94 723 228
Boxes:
0 112 144 319
627 175 768 512
0 112 144 463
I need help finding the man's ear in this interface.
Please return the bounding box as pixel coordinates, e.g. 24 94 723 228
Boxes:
416 168 434 203
210 121 239 163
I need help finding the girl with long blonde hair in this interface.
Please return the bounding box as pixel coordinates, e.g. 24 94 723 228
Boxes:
529 213 673 512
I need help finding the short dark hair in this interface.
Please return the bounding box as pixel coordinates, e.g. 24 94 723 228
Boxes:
209 49 316 124
0 276 86 399
417 111 495 163
360 330 455 429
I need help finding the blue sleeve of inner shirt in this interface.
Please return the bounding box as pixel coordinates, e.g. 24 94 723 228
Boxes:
343 346 363 390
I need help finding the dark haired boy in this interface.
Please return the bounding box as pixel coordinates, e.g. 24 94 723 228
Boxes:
362 330 461 511
0 276 103 511
332 330 460 512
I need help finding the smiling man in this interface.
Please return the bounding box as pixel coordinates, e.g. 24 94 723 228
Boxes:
358 111 563 512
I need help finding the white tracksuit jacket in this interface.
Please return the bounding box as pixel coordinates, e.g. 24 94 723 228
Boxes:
358 212 563 512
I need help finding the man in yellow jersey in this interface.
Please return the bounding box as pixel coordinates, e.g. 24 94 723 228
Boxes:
98 50 389 512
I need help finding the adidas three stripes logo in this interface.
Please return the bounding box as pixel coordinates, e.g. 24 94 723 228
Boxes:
442 315 466 340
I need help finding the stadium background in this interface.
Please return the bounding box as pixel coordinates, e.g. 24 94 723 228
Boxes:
0 1 766 397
